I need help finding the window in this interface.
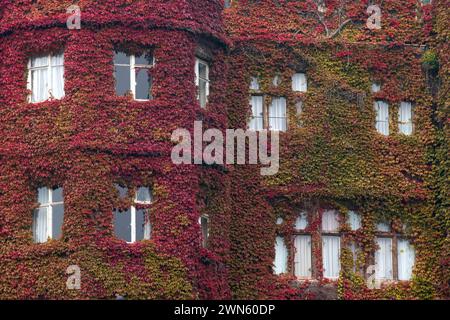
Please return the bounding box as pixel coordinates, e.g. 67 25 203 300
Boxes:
375 237 393 280
249 96 264 131
114 185 152 243
322 210 341 279
200 215 210 248
398 102 414 135
114 51 154 100
250 77 260 91
398 239 415 280
195 58 210 108
33 187 64 243
347 211 361 231
371 82 381 93
292 73 307 92
269 97 287 132
294 235 312 279
274 236 288 275
28 53 65 103
375 101 389 135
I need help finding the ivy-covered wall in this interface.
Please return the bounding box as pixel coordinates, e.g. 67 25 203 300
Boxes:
0 0 447 300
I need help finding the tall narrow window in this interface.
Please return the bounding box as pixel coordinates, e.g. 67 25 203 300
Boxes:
294 235 312 279
322 210 341 279
114 51 153 100
398 239 415 281
274 236 288 275
375 237 393 280
269 97 287 131
375 101 389 135
114 185 152 243
200 215 210 248
249 96 264 131
33 187 64 243
398 102 413 135
292 73 307 92
195 58 210 108
28 53 65 103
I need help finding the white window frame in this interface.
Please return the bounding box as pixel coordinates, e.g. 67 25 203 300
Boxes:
128 190 152 243
34 187 64 243
27 53 65 103
114 52 154 101
195 58 210 108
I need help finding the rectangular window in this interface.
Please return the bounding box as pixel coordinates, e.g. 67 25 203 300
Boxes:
375 237 393 280
28 53 65 103
294 235 312 279
347 211 361 231
292 73 307 92
269 97 287 131
249 96 264 131
250 76 260 91
398 102 413 135
274 236 288 275
114 51 154 100
375 101 389 135
114 186 152 243
33 187 64 243
322 236 341 279
322 210 340 232
398 239 415 281
195 58 210 108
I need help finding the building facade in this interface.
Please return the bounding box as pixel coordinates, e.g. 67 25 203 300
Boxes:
0 0 448 299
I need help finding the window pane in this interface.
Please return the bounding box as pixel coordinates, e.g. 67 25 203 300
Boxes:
274 236 288 275
322 236 341 279
292 73 307 92
114 209 132 242
398 239 415 281
322 210 339 232
114 65 131 96
375 101 389 135
377 222 390 232
33 207 48 243
269 97 287 131
31 68 49 102
250 77 260 90
51 65 65 99
347 211 361 231
51 53 64 67
201 216 209 248
115 184 128 199
52 204 64 240
136 209 150 241
38 187 49 204
136 187 152 203
249 96 264 130
135 68 151 100
295 211 308 230
375 237 393 280
198 62 208 79
399 102 413 135
199 79 208 108
135 52 152 66
31 56 49 68
114 51 130 65
52 187 63 203
294 235 312 278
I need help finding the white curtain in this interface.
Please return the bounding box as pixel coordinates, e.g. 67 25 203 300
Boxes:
250 77 260 90
51 53 65 99
269 97 287 131
292 73 307 92
398 239 415 280
249 96 264 130
294 235 312 278
398 102 413 135
33 207 48 243
274 236 288 275
375 237 393 280
322 236 341 279
375 101 389 135
295 211 308 230
349 242 359 272
347 211 361 231
322 210 339 232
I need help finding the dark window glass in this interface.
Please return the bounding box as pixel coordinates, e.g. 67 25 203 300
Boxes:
52 187 63 202
114 209 132 242
135 68 151 100
52 204 64 239
114 65 131 96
